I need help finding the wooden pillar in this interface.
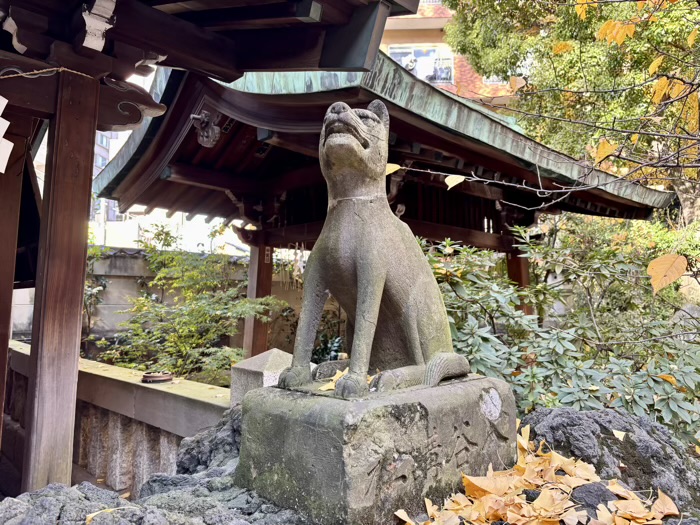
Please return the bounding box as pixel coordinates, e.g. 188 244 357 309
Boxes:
22 72 99 491
243 242 273 357
0 117 30 450
506 251 534 315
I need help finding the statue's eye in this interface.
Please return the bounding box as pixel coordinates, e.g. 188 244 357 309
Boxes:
360 115 375 125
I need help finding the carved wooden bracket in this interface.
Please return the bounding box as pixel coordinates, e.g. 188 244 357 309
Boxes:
97 77 166 131
80 0 116 52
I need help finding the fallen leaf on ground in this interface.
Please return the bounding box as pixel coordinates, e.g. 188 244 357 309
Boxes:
395 426 681 525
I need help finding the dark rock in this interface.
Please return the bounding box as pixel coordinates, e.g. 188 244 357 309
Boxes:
571 482 617 518
76 481 129 508
177 407 242 475
522 489 540 503
523 408 700 516
139 474 201 498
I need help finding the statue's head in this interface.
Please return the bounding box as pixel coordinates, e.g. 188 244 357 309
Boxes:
319 100 390 182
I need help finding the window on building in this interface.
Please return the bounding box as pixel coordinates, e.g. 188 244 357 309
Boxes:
97 133 110 148
95 155 108 168
420 0 443 4
388 44 454 85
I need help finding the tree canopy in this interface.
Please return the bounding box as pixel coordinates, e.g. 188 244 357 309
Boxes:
444 0 700 221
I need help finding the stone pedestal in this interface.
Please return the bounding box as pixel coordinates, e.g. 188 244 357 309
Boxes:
235 375 516 525
229 348 293 406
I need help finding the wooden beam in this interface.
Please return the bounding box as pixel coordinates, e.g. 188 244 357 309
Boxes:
0 51 58 119
232 27 325 71
403 173 504 201
243 243 273 357
0 119 30 453
176 0 324 31
22 72 99 491
319 0 389 70
259 130 319 158
402 219 509 252
109 0 242 81
152 0 287 15
164 163 259 194
263 221 324 247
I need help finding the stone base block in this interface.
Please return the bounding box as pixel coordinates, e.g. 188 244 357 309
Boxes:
235 376 517 525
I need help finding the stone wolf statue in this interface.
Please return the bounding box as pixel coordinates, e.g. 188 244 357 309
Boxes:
278 100 470 399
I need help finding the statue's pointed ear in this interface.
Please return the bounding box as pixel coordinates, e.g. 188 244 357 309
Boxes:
368 100 389 131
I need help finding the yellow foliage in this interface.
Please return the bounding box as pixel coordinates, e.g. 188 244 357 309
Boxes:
385 163 402 176
688 27 698 47
646 253 688 294
445 174 466 190
597 20 636 46
595 138 617 164
648 56 664 75
576 0 591 20
651 76 670 104
395 427 681 525
668 80 686 99
656 374 678 386
552 41 574 55
318 368 349 391
510 76 527 92
650 489 679 518
682 92 699 133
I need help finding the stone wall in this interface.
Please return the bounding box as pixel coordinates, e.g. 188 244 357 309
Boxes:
1 341 229 498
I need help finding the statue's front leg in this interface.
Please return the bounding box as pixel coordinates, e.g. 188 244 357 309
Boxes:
335 264 386 399
279 257 328 389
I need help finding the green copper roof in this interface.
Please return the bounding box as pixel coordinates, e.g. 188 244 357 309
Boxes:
220 52 674 210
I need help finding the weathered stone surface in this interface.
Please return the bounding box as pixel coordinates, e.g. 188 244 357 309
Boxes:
230 349 293 406
177 407 242 475
278 100 469 399
236 376 516 525
570 482 617 518
523 408 700 516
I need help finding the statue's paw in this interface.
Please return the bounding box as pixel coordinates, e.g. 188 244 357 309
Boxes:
335 373 369 399
278 366 312 389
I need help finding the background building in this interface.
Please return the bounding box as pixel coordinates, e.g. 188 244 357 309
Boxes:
381 0 513 103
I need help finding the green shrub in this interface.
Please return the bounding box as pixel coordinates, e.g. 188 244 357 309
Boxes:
101 225 283 380
425 214 700 443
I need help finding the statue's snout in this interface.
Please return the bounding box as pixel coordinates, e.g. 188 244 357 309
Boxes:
327 101 351 115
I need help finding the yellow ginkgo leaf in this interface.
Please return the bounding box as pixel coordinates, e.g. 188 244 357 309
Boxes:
394 509 416 525
608 479 641 500
576 0 589 19
695 444 700 455
385 163 402 176
688 27 698 47
651 76 670 104
648 56 664 75
656 374 678 386
647 253 688 294
595 138 617 164
553 41 574 55
318 368 349 391
612 430 626 441
445 174 466 190
630 133 640 145
510 76 527 92
650 489 680 518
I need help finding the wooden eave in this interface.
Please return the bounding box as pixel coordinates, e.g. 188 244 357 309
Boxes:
0 0 419 84
95 55 675 250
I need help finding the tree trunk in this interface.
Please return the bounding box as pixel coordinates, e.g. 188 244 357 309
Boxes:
672 180 700 226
